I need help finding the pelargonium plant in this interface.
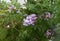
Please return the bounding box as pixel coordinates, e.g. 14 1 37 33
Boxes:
0 0 60 41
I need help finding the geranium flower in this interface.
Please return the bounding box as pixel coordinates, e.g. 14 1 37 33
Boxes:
23 14 37 26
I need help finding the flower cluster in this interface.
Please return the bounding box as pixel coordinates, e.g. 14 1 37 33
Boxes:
23 14 37 26
45 29 54 38
40 12 51 20
45 12 51 20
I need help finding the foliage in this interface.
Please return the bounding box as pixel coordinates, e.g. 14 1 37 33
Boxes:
0 0 60 41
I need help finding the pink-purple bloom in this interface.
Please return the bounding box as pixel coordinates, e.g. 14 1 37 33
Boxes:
23 14 37 26
46 12 51 18
40 12 51 20
45 29 54 38
45 12 51 20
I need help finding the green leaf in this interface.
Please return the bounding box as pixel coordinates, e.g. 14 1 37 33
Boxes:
0 27 7 40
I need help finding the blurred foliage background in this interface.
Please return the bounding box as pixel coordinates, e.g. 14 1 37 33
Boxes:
0 0 60 41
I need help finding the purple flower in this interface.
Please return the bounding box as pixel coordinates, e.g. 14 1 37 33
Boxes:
26 15 32 20
23 19 30 24
45 29 54 38
46 12 51 18
30 14 36 17
46 30 51 36
40 12 51 20
23 14 37 26
45 12 51 18
29 19 34 25
45 12 51 20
